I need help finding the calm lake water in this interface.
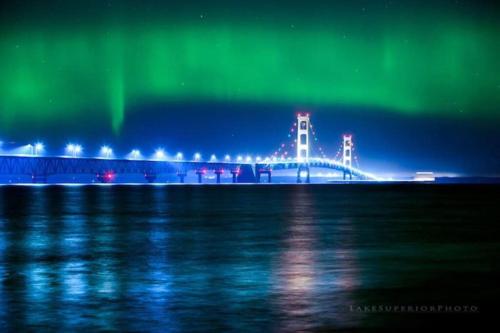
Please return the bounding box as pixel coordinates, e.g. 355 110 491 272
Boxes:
0 184 498 332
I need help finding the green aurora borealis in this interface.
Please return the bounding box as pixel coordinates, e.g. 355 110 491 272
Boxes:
1 1 499 133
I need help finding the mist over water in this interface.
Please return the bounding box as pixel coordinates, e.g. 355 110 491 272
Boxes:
0 184 498 331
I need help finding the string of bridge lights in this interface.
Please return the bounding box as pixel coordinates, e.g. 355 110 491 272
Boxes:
0 117 360 166
272 121 297 160
352 141 360 169
271 117 328 160
308 121 327 159
333 144 343 162
269 115 361 168
0 141 266 163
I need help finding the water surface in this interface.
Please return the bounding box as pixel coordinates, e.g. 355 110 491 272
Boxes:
0 184 498 331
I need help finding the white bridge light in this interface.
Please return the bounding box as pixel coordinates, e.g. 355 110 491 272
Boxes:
34 142 44 156
66 143 82 157
128 149 141 160
154 148 166 160
100 145 113 158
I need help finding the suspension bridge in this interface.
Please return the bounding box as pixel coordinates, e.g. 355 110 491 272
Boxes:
0 113 379 184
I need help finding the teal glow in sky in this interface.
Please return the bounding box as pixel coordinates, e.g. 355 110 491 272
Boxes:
0 1 499 133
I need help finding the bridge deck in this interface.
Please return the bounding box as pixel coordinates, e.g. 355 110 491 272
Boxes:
0 156 377 183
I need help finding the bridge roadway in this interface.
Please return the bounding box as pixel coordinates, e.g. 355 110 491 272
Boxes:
0 155 376 183
255 158 376 182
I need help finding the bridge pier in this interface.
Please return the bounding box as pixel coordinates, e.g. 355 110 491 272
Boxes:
256 169 272 183
177 172 187 183
343 170 352 180
296 165 310 184
195 169 205 184
214 169 224 184
230 169 239 183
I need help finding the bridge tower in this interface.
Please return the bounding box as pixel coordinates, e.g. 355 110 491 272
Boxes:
296 113 310 163
342 134 353 180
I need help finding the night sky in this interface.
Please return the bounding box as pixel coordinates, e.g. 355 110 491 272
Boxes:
0 0 499 175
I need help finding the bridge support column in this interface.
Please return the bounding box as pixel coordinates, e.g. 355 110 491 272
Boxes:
195 169 205 184
144 173 157 183
256 169 272 183
343 171 352 180
214 169 223 184
297 165 310 184
231 169 239 183
177 172 187 183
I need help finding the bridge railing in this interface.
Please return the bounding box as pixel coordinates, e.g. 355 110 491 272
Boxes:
0 155 248 176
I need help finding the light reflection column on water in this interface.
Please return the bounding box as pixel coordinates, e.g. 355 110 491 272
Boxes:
18 186 93 330
274 187 319 332
0 188 7 328
121 187 176 331
141 187 175 329
58 187 91 328
0 187 63 330
23 187 56 329
273 187 361 332
87 186 120 330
